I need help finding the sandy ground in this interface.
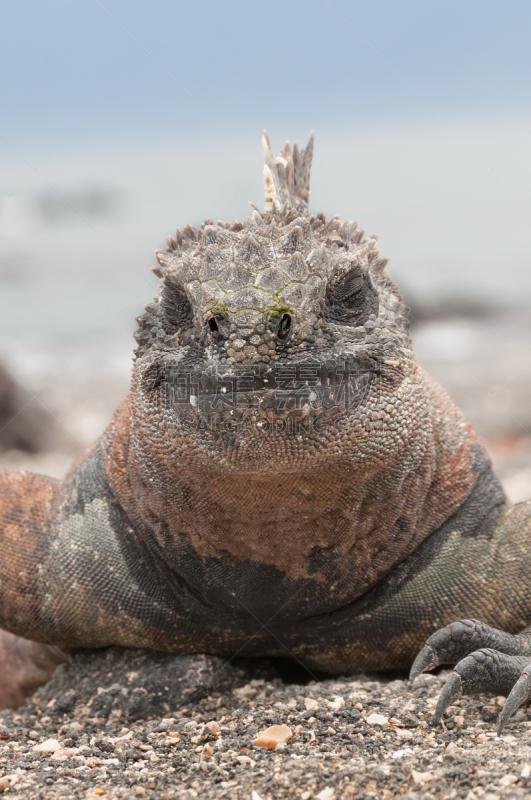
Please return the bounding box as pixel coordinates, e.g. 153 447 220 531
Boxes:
0 648 531 799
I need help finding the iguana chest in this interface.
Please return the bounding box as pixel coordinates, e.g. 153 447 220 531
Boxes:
113 449 446 603
99 391 484 615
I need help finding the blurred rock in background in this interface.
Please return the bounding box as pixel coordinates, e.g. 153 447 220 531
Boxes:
0 362 77 478
412 307 531 503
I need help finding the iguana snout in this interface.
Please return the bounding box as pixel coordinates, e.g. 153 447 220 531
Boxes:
149 356 375 434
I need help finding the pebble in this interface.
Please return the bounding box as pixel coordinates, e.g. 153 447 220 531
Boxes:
253 724 293 749
366 712 389 726
32 738 62 752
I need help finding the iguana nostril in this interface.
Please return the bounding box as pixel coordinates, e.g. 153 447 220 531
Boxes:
208 316 220 335
277 313 292 340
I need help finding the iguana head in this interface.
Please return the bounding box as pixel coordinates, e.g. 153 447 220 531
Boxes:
133 132 414 473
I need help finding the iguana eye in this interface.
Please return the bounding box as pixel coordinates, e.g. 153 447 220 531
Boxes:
160 283 194 332
333 269 365 302
326 267 379 324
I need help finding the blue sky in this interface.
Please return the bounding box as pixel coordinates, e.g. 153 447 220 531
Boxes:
2 0 531 146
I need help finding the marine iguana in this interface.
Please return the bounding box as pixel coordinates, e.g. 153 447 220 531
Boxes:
1 131 531 733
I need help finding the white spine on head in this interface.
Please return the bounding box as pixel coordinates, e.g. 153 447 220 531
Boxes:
262 130 314 214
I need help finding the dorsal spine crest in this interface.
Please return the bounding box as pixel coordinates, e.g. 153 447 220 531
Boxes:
262 130 314 214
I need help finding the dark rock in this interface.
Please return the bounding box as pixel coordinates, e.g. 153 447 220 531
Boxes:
0 363 73 454
25 647 253 722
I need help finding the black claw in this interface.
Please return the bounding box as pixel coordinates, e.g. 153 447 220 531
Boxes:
410 645 440 682
414 622 531 731
434 671 463 724
497 672 531 735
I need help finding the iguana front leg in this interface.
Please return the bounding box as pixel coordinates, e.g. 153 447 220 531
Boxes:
411 501 531 733
0 469 63 643
0 470 72 704
0 454 186 662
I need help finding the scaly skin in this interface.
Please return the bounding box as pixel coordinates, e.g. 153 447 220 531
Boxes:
0 131 530 728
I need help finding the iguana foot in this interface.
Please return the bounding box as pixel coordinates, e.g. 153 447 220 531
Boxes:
410 619 531 734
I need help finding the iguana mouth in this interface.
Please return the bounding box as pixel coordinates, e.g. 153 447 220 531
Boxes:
159 356 377 434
